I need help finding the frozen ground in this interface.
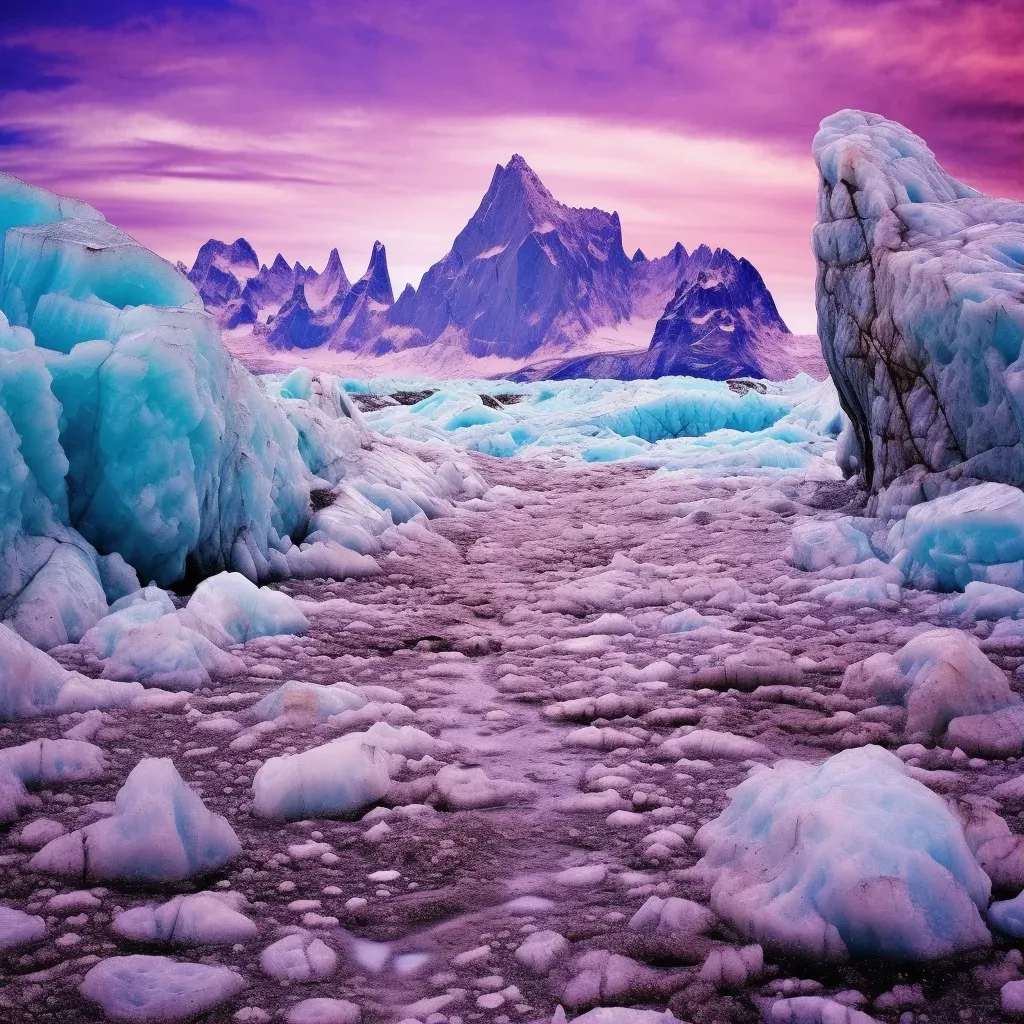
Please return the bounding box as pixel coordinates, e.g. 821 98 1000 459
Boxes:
5 403 1024 1023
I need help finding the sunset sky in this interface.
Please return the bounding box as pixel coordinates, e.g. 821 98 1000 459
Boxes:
2 1 1021 333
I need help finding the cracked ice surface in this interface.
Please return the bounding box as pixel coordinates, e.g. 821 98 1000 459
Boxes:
6 440 1024 1024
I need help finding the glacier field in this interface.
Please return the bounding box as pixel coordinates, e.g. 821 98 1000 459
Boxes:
2 109 1024 1024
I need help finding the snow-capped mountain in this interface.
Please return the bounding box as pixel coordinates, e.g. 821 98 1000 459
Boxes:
527 246 799 381
188 156 805 380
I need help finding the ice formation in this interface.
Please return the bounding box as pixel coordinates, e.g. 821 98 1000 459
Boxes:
251 734 392 819
840 629 1020 745
813 110 1024 498
79 955 247 1023
350 373 841 475
0 171 462 655
31 757 240 882
185 571 308 644
694 745 992 960
0 622 143 720
113 893 258 946
0 906 46 952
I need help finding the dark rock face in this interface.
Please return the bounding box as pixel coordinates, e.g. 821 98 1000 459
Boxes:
812 109 1024 499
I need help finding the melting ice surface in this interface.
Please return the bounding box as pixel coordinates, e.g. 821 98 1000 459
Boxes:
267 372 843 477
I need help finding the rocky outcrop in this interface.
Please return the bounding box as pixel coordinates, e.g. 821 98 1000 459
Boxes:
813 110 1024 502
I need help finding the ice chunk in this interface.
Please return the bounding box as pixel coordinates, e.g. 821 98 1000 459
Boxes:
515 929 569 974
944 581 1024 622
658 729 771 761
113 893 257 946
186 572 308 644
247 680 367 724
0 905 46 952
252 736 391 820
889 484 1024 591
628 895 716 937
260 931 338 982
767 997 879 1024
433 764 534 810
79 955 246 1023
81 585 177 658
101 613 245 691
0 737 106 784
0 622 141 719
786 519 874 572
694 745 991 961
31 757 240 883
286 999 361 1024
841 629 1019 744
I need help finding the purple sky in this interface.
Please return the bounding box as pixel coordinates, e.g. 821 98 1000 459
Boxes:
1 0 1021 333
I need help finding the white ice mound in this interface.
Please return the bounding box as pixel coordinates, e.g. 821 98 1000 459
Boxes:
185 572 308 644
247 680 367 724
694 745 991 961
31 757 240 882
79 954 246 1023
81 585 177 658
0 905 46 952
841 628 1019 744
260 931 338 982
113 892 257 946
813 110 1024 497
100 613 245 691
887 483 1024 591
252 734 391 820
0 621 142 720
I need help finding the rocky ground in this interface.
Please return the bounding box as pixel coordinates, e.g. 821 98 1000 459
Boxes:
3 453 1024 1023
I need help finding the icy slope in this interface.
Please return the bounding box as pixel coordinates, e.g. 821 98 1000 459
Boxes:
813 110 1024 497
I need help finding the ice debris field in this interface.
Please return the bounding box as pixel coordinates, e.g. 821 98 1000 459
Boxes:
323 372 843 476
1 112 1024 1024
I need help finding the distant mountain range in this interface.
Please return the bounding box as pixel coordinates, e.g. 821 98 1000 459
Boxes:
185 156 824 381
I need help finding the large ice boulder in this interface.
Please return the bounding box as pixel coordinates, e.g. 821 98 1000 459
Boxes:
0 171 461 654
79 955 246 1022
100 613 245 691
0 622 143 720
113 893 257 946
185 572 308 644
252 734 391 820
694 745 991 961
0 171 310 587
887 483 1024 591
840 628 1020 745
31 757 240 883
813 110 1024 499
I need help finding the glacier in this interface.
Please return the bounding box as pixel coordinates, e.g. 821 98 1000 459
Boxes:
0 171 463 654
813 110 1024 501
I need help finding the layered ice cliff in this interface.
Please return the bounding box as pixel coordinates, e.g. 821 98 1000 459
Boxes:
813 110 1024 500
0 172 463 652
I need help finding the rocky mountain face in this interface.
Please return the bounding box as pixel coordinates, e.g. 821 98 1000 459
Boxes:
813 110 1024 501
529 245 793 381
187 156 801 379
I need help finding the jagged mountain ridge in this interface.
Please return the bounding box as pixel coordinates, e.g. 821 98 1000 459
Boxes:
188 155 809 379
527 246 794 381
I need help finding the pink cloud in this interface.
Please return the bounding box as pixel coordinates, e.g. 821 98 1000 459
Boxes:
1 0 1019 336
